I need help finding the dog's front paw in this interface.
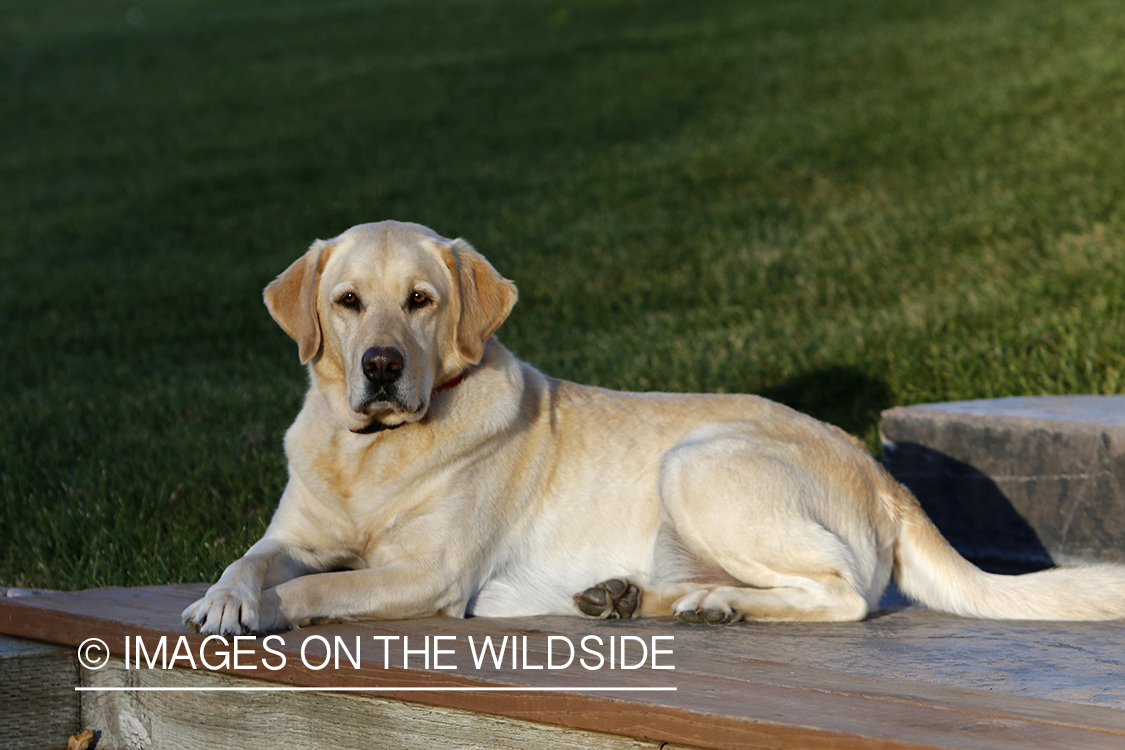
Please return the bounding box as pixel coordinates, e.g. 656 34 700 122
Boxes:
574 579 640 619
182 584 281 635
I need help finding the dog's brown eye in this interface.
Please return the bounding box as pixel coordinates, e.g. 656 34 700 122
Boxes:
407 291 431 310
338 292 360 310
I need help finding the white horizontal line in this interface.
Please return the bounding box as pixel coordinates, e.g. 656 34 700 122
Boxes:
76 686 676 692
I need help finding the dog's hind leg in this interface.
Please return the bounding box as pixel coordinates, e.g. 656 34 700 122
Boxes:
571 579 725 619
572 521 750 619
653 423 893 623
669 573 868 623
572 574 866 622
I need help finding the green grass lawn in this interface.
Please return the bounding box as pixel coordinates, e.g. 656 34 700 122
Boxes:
3 0 1124 590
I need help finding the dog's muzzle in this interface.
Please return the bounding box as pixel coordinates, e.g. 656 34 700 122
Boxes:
351 346 414 434
361 346 406 401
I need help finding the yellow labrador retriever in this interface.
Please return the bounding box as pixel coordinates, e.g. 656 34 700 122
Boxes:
184 221 1125 634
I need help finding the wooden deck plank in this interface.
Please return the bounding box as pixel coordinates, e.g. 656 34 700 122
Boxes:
83 659 677 750
3 586 1124 750
1 635 80 750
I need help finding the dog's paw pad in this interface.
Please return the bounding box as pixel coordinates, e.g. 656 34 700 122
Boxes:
676 607 735 625
574 579 639 619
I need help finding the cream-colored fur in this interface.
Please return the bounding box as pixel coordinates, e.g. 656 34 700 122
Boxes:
183 221 1125 634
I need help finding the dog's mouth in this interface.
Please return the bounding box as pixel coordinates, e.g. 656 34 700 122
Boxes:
351 391 428 434
362 382 403 407
346 368 467 435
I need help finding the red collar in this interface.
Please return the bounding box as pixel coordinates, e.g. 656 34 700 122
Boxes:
434 369 468 394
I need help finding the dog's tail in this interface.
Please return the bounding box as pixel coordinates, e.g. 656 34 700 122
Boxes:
887 480 1125 620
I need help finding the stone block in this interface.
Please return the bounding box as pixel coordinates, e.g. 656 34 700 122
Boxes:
880 396 1125 568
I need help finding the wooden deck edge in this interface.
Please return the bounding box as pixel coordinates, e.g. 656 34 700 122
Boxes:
81 656 708 750
3 586 1125 750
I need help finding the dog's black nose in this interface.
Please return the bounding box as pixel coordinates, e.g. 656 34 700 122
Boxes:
362 347 404 384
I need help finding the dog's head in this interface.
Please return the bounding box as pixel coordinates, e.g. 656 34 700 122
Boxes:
263 221 517 432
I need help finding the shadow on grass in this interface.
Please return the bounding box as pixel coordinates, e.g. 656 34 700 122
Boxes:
759 365 894 443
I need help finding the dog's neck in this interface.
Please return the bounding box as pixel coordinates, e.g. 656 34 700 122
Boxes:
349 368 470 435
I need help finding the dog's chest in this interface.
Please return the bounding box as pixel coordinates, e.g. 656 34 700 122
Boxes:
294 438 461 553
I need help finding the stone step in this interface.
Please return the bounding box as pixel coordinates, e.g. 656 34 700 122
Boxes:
880 395 1125 569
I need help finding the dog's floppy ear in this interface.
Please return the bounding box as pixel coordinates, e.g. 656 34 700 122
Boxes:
443 239 518 364
263 239 333 364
